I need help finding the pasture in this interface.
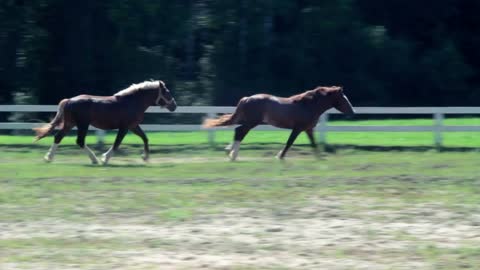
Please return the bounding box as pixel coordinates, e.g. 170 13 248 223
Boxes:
1 127 479 269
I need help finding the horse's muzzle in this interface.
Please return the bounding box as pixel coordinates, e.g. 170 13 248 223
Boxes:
345 109 355 118
166 100 177 112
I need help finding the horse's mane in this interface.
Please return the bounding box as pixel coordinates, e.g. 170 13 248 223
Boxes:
291 86 342 103
114 80 163 97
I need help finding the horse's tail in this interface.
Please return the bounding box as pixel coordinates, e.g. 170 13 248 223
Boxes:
33 99 68 141
203 113 238 128
203 97 249 128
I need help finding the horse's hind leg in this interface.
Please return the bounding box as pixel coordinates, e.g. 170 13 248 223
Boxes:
44 124 73 162
76 124 99 164
277 128 302 160
130 125 149 161
101 128 128 165
229 124 256 161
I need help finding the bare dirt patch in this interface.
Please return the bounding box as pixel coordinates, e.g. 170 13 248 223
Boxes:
2 198 479 270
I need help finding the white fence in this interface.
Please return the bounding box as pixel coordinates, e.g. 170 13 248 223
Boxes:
1 105 479 146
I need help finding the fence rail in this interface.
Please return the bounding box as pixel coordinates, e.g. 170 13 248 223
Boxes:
1 105 479 146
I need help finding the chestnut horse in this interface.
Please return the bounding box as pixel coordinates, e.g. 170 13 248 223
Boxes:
33 80 177 164
203 86 354 161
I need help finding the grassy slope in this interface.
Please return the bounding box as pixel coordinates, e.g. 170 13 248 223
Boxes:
0 121 479 269
1 147 479 221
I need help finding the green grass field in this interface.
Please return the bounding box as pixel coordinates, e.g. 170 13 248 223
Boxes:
0 119 479 269
2 118 480 148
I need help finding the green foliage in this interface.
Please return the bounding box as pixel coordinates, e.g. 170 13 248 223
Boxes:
0 0 478 106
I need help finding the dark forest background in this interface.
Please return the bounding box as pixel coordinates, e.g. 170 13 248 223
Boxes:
1 0 479 107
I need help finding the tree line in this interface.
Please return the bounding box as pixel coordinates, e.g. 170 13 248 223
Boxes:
0 0 479 107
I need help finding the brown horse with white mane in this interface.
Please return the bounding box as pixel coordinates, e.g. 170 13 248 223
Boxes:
34 80 177 164
203 86 354 161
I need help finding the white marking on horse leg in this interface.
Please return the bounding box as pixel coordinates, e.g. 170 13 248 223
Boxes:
84 145 99 164
224 143 233 155
229 141 241 161
44 143 58 162
276 150 285 160
101 147 114 165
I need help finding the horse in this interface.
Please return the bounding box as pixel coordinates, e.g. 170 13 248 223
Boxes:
33 80 177 165
203 86 354 161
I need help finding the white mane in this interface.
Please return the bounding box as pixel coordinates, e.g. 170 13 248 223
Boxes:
114 81 161 97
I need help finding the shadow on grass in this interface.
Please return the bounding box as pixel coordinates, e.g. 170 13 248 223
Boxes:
329 144 479 153
212 143 479 153
83 163 148 168
1 143 478 154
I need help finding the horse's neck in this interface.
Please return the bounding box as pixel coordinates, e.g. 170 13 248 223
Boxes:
303 98 331 118
126 90 156 111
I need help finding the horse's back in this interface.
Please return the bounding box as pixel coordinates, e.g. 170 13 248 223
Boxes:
235 90 329 130
64 95 137 129
69 94 116 103
236 94 303 128
247 94 289 103
65 95 117 113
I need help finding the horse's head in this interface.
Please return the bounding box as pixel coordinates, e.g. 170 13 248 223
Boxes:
316 86 355 116
156 81 177 112
331 87 355 116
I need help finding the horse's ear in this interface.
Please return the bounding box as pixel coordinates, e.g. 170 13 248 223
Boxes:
328 86 343 95
149 78 154 82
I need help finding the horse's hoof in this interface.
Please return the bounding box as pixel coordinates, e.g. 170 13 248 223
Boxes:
100 155 108 165
142 155 149 162
43 154 53 163
91 158 99 165
229 152 238 162
224 145 233 156
101 151 112 165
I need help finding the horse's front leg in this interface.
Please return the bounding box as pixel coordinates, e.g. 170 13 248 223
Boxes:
101 128 128 165
277 129 301 160
305 128 322 158
130 125 150 161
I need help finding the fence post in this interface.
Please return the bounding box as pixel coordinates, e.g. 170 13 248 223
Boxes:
207 112 216 146
318 113 329 145
434 112 444 149
96 130 106 146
